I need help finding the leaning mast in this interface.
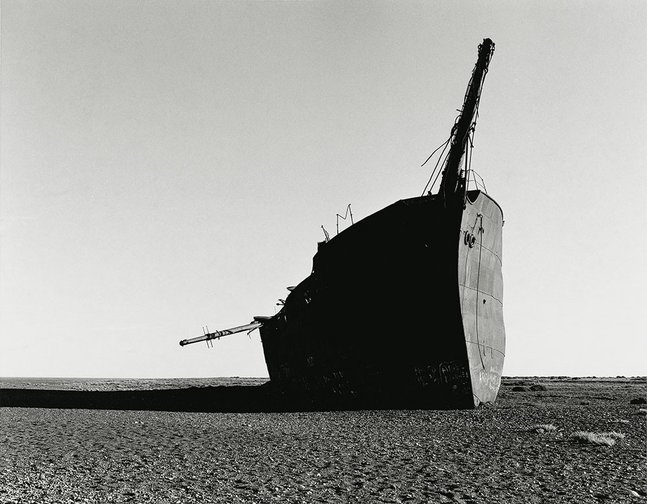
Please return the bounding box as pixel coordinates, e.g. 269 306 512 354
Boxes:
438 38 495 201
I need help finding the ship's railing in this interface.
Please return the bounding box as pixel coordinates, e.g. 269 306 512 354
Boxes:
465 169 488 194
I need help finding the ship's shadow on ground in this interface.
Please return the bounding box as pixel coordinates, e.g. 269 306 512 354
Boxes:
1 385 277 413
0 384 466 412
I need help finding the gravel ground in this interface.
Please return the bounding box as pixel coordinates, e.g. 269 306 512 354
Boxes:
1 378 645 503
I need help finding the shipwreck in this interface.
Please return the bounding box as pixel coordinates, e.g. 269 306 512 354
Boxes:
181 38 505 409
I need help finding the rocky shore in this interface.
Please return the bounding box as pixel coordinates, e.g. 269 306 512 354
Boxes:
1 377 645 503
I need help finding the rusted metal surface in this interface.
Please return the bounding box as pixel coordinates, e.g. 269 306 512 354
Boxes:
459 191 505 406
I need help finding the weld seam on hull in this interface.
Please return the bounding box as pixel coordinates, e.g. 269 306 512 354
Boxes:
464 341 505 356
458 236 503 265
458 284 503 305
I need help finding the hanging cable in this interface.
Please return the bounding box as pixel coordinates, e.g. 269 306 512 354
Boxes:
421 138 450 168
420 137 451 196
421 38 494 200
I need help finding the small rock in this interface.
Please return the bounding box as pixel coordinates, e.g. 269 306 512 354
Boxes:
629 397 646 404
512 386 528 392
530 384 547 391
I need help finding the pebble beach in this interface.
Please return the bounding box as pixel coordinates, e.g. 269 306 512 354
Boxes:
1 377 645 503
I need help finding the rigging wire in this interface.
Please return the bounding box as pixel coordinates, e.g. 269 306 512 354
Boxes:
423 39 492 199
433 149 451 196
420 137 451 196
421 138 450 168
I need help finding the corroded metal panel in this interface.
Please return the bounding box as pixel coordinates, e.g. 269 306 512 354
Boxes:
458 191 505 406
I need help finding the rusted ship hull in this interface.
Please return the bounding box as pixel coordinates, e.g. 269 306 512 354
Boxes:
259 189 504 409
179 38 502 410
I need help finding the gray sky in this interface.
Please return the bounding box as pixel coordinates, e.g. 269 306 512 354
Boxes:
1 0 645 378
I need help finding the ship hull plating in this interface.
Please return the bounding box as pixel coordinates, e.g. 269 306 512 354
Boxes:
259 190 504 409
